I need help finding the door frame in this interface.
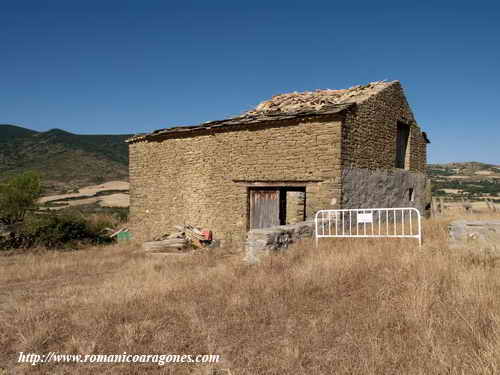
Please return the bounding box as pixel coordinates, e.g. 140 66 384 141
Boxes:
247 186 306 230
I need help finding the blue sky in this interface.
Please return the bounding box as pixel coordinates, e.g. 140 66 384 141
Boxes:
1 0 499 164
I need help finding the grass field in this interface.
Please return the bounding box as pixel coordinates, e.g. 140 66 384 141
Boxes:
1 213 500 374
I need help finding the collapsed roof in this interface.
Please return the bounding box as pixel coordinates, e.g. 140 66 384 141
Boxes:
245 81 394 116
127 81 399 143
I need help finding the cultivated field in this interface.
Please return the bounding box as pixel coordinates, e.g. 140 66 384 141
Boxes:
429 162 500 203
39 181 130 210
1 212 500 374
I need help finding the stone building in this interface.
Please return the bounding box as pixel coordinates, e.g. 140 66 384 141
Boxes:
127 81 430 243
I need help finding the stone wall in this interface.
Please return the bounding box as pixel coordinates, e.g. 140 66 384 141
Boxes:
341 168 427 213
342 81 427 173
286 191 305 224
129 116 343 243
340 82 428 213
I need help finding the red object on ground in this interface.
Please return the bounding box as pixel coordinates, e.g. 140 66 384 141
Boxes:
201 230 213 241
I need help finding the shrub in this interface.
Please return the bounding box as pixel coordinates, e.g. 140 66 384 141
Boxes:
86 213 119 235
111 207 129 223
19 213 112 249
0 171 42 225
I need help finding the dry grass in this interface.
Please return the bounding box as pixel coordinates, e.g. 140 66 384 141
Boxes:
1 213 500 374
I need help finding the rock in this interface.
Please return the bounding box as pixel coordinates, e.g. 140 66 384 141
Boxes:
245 220 316 262
449 220 500 256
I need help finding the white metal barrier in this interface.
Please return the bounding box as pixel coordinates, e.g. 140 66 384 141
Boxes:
315 207 422 247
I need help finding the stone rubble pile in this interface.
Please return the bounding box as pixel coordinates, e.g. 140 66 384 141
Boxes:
245 81 389 116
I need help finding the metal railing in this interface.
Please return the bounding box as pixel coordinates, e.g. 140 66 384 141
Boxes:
315 207 422 247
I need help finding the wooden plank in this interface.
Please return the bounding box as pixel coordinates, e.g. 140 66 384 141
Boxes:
143 238 188 252
233 180 318 186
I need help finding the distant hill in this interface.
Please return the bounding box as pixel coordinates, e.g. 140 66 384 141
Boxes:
427 162 500 200
0 124 132 193
428 161 499 174
0 124 39 140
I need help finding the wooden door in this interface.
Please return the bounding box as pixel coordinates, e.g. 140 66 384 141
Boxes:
249 189 280 229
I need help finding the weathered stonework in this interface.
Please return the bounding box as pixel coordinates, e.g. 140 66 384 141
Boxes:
245 220 316 263
342 81 427 173
128 81 429 246
338 81 429 216
342 168 427 213
286 191 306 224
129 117 343 243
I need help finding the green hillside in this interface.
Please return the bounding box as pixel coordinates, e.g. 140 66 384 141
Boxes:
0 124 131 193
0 124 38 140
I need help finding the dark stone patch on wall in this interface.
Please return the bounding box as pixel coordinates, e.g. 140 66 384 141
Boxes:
342 168 427 213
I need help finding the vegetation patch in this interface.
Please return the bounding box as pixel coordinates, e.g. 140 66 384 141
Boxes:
428 162 500 202
0 172 125 251
0 212 115 250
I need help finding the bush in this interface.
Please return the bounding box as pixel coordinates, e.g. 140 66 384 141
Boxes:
0 171 42 225
111 207 129 223
85 213 119 235
12 213 113 249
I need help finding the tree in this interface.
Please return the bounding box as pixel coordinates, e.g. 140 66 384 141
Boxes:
0 171 42 225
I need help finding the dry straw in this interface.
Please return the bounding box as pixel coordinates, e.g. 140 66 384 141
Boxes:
1 212 500 374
